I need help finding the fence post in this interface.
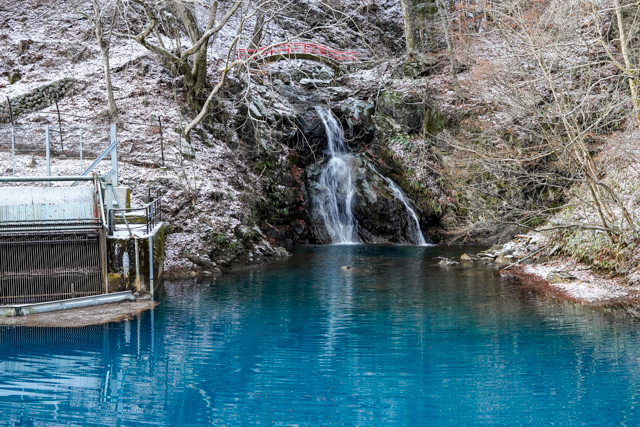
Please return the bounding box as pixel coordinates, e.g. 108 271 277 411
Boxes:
110 124 118 186
6 96 13 124
10 125 15 176
80 127 84 173
55 101 63 151
100 227 109 295
158 117 165 167
45 125 51 185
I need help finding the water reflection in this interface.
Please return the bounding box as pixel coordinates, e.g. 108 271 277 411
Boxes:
1 245 640 425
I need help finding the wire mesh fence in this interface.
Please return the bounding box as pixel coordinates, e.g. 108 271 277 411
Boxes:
0 119 173 180
0 124 117 179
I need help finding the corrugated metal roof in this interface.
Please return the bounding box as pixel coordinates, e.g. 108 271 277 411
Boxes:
0 187 97 222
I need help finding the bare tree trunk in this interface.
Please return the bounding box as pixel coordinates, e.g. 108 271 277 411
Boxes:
174 1 204 107
250 12 265 50
613 0 640 130
437 0 457 81
93 0 117 117
400 0 415 54
193 2 219 102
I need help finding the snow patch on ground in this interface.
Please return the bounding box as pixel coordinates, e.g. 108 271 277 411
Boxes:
523 259 639 303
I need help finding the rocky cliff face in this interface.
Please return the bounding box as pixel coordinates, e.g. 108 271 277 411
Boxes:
1 0 454 276
234 59 448 248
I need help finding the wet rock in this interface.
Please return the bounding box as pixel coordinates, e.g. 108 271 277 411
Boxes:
306 155 428 245
300 78 332 88
275 246 291 257
477 251 497 260
495 254 514 266
438 258 459 267
184 253 216 270
337 98 375 140
340 265 373 274
460 253 477 262
8 70 21 84
498 241 517 256
547 271 577 283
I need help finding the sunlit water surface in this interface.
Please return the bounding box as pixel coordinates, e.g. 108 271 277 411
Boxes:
2 245 640 426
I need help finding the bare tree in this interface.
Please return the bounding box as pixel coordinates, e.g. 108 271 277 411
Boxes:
119 0 245 111
436 0 635 243
115 0 367 140
92 0 119 117
436 0 457 80
613 0 640 129
592 0 640 131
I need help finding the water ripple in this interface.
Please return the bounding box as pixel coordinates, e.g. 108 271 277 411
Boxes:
1 245 640 425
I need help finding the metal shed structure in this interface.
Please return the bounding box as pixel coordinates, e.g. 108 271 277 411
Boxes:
0 178 106 305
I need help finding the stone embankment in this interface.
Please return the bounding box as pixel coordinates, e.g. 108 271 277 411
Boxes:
0 78 75 123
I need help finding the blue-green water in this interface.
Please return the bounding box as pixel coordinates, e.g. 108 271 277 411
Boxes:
1 244 640 426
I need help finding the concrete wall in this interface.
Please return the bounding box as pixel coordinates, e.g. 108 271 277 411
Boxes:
107 224 166 294
0 78 76 123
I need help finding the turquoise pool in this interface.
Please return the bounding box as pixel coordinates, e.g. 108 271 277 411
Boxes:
1 244 639 425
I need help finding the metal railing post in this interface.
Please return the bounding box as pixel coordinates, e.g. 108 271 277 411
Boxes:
110 124 118 186
80 127 84 173
45 125 51 185
105 182 113 232
10 125 15 176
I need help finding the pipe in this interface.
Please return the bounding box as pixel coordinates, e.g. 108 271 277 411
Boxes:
46 125 51 186
148 236 154 300
11 125 15 176
0 307 17 317
12 291 135 316
110 124 118 186
72 139 117 183
135 237 141 292
0 176 97 182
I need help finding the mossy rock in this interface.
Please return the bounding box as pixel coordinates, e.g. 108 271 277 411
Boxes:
9 71 21 84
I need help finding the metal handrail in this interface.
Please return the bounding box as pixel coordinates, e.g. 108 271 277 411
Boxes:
107 194 162 235
0 176 96 182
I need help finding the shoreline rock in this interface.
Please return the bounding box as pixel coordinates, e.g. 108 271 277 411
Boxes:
501 266 640 319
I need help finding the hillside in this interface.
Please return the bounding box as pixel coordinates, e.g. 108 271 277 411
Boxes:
2 0 640 292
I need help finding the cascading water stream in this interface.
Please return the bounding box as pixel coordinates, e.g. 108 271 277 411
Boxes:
313 106 428 246
378 173 429 246
314 106 358 244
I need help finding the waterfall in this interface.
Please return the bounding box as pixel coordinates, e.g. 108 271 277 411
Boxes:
369 164 429 246
382 177 428 246
311 106 429 246
314 106 358 244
